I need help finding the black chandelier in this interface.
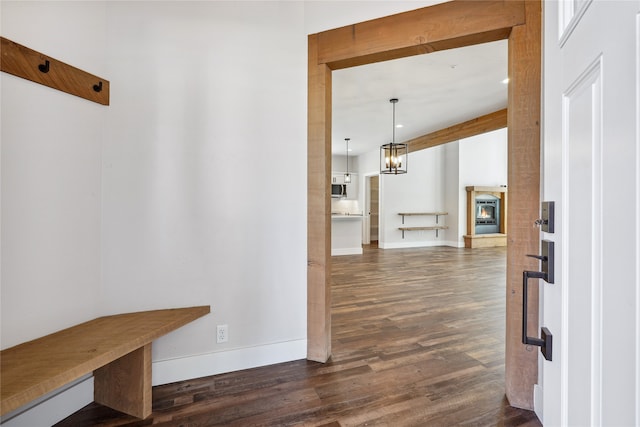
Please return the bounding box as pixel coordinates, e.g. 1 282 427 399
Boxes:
380 98 408 175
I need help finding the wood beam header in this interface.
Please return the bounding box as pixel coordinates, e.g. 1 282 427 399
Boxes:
315 1 525 69
407 108 507 152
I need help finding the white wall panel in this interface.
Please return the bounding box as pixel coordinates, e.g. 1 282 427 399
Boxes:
102 1 308 362
559 0 593 47
561 56 603 426
636 11 640 427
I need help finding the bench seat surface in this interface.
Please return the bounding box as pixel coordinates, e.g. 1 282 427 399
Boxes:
0 305 210 416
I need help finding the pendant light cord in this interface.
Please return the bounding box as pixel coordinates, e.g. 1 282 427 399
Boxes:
392 101 396 145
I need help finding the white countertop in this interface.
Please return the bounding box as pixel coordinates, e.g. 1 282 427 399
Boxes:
331 214 363 219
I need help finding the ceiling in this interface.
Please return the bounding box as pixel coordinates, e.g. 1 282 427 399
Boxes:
331 39 508 157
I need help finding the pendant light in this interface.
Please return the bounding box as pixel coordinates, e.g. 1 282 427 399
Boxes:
380 98 408 175
344 138 352 183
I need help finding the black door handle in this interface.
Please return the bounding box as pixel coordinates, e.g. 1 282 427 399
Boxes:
522 270 553 361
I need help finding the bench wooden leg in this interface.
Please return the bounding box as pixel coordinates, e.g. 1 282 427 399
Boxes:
94 343 152 419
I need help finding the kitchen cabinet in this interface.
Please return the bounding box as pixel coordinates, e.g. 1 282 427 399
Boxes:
332 173 358 199
331 214 363 255
346 174 358 200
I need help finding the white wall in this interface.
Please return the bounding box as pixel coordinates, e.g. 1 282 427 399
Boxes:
456 127 508 244
358 144 449 248
459 127 508 189
1 3 107 424
380 147 446 248
444 141 462 246
101 0 308 366
0 1 440 425
303 0 443 34
356 127 507 249
1 1 107 348
332 154 356 174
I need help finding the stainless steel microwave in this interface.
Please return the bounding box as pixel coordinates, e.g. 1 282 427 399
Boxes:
331 184 346 198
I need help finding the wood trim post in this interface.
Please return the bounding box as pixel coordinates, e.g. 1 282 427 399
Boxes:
467 189 476 236
505 0 542 410
500 191 508 234
307 34 332 362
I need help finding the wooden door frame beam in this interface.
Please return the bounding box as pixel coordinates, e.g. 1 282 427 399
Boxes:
317 1 525 70
307 0 541 410
407 108 508 153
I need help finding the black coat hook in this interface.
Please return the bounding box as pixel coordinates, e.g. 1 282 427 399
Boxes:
38 59 50 73
93 81 102 92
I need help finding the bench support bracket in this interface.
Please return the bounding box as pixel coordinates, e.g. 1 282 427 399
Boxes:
94 344 152 418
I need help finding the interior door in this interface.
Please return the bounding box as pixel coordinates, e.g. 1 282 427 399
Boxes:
541 1 639 425
369 175 379 245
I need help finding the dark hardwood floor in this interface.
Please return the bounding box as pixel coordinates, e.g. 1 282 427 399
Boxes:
56 245 541 426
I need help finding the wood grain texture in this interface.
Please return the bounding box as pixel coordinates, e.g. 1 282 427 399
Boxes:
94 344 152 419
316 1 525 70
0 37 110 105
505 0 542 410
408 109 508 153
307 34 333 363
0 306 209 416
464 233 508 248
56 247 541 426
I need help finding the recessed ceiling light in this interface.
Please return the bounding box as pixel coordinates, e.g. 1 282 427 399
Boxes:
396 124 403 128
502 78 509 84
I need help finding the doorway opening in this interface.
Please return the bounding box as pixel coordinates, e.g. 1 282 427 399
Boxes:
308 0 541 410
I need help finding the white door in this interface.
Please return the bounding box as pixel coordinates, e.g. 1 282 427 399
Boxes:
541 1 640 425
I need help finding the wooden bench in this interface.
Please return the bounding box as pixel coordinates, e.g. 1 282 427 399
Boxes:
0 305 210 419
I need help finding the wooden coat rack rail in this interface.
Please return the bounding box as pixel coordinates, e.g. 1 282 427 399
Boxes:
1 36 109 105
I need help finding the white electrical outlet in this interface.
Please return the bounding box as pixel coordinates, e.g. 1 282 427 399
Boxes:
216 324 228 343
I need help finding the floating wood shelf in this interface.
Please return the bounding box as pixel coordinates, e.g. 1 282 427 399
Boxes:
398 212 448 224
398 225 449 238
397 212 449 238
1 37 110 105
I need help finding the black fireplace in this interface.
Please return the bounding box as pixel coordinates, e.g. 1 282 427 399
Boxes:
475 196 500 234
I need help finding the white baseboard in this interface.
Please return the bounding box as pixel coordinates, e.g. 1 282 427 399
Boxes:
0 340 307 426
331 247 363 256
0 376 93 427
534 383 543 421
380 241 447 249
152 339 308 385
379 240 464 249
